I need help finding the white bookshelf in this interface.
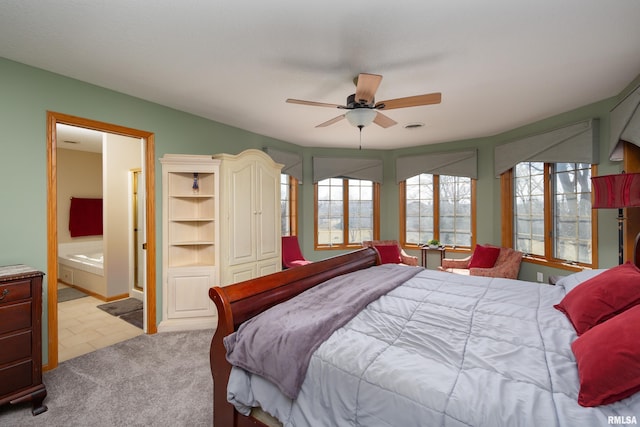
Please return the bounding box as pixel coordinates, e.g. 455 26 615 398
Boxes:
159 155 220 331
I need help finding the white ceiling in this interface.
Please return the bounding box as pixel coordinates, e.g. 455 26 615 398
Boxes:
57 124 104 153
2 1 640 150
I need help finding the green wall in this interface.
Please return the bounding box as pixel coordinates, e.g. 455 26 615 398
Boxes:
0 57 632 364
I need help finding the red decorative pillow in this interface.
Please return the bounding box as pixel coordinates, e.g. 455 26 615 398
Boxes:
468 244 501 269
571 304 640 407
374 244 402 264
554 262 640 335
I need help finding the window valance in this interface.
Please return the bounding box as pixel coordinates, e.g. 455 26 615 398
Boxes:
395 149 477 183
264 147 303 182
609 84 640 161
494 119 599 177
313 157 383 183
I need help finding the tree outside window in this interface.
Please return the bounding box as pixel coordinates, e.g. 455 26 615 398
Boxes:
439 175 472 247
512 161 592 265
403 173 474 248
315 178 378 248
280 173 298 237
552 163 592 264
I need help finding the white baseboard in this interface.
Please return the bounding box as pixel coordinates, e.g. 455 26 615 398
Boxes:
157 316 218 333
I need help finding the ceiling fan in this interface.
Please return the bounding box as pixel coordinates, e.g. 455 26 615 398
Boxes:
286 73 441 129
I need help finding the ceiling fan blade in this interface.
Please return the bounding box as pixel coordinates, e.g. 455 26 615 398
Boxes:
316 114 345 128
376 92 442 110
286 98 343 109
355 73 382 105
373 112 397 128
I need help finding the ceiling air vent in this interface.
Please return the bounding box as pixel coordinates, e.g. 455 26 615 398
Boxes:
404 122 425 129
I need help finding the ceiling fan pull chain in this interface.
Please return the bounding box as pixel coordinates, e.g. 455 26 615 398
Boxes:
358 125 363 150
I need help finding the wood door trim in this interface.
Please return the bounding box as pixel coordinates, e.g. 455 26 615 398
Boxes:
46 111 157 370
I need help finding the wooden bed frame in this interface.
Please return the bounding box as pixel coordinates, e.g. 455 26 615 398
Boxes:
208 248 379 427
208 236 640 426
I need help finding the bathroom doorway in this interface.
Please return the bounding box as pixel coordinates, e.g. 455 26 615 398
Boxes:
46 111 156 370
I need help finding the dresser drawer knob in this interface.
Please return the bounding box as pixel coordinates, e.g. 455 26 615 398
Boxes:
0 288 8 301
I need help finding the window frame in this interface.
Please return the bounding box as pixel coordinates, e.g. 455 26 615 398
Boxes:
501 163 598 271
314 178 380 250
400 174 477 253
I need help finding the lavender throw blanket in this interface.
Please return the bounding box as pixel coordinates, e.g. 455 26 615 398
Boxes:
224 264 422 399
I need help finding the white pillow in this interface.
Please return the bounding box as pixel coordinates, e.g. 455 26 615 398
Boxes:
555 269 607 294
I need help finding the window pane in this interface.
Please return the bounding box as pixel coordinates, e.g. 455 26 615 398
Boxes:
553 163 591 263
405 174 433 244
514 162 545 255
348 180 373 244
317 178 343 245
280 174 291 236
439 175 471 246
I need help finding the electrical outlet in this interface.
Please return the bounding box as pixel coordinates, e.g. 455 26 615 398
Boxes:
536 272 543 282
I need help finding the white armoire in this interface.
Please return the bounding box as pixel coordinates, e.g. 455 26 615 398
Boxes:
159 154 220 332
213 149 283 285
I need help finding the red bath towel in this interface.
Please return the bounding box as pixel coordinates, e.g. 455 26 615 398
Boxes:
69 197 103 237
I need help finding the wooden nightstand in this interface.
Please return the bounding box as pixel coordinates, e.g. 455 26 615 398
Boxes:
0 265 47 415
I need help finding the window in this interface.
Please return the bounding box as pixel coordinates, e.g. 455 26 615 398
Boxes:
404 174 434 244
315 178 379 248
553 163 592 263
506 162 594 267
439 175 473 246
401 174 475 248
514 162 545 255
280 174 298 236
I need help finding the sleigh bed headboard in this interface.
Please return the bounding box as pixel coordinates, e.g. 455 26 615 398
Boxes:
635 231 640 269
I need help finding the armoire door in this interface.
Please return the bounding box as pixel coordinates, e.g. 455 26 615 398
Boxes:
228 159 257 265
256 160 280 261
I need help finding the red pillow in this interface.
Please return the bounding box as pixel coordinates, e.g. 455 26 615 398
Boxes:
374 244 402 264
468 244 501 269
554 262 640 335
571 304 640 407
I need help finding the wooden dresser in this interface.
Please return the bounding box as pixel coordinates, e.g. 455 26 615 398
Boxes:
0 265 47 415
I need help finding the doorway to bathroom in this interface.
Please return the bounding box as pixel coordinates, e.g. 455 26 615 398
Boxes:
46 111 157 370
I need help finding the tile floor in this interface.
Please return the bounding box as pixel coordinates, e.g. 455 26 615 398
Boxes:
57 284 143 362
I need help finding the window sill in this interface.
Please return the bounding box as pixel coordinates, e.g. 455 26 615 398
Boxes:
315 245 363 251
404 244 471 254
522 256 589 272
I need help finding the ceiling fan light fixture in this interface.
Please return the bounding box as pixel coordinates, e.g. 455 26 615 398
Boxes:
345 108 377 128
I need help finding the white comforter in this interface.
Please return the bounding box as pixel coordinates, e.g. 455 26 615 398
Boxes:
227 268 640 427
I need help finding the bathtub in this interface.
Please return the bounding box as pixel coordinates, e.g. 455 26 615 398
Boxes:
60 251 103 276
58 241 106 296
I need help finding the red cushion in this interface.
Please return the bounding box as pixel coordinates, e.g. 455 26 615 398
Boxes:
554 262 640 335
374 244 402 264
468 244 501 269
571 304 640 407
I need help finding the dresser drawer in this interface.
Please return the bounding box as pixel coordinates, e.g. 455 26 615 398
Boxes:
0 302 32 335
0 279 31 305
0 331 31 366
0 359 32 397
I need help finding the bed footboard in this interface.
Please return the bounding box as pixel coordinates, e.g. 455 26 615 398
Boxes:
208 248 378 427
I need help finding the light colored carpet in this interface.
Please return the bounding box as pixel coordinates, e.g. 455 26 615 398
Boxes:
0 329 214 426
